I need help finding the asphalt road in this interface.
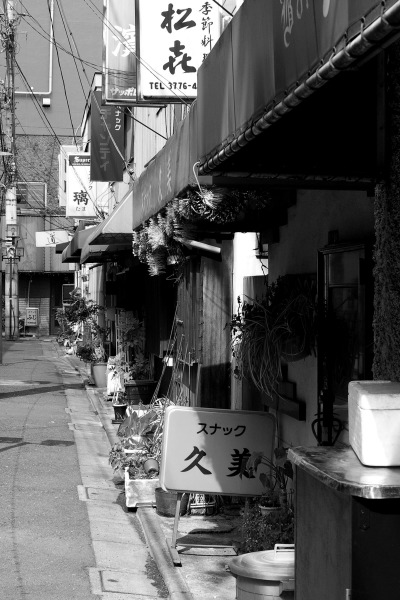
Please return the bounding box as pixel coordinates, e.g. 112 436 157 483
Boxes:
0 339 100 600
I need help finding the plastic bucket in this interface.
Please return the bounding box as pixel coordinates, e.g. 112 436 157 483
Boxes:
229 544 295 599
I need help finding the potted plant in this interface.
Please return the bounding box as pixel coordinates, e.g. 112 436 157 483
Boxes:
239 448 294 553
124 354 157 405
258 491 282 515
109 440 152 479
109 397 173 507
76 332 108 388
111 392 128 423
229 274 317 402
106 354 126 399
239 501 295 553
246 447 294 508
58 289 108 387
116 316 158 404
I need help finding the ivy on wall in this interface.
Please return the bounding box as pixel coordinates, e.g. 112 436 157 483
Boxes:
373 42 400 379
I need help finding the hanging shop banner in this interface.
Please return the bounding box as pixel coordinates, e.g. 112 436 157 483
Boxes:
160 406 276 496
103 0 137 104
66 153 98 218
90 90 125 182
137 0 221 100
35 230 70 248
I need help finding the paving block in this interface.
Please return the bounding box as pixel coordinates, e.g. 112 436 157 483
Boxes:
86 486 123 503
102 569 163 596
93 540 151 572
79 477 118 490
88 568 161 599
86 502 133 524
89 517 146 545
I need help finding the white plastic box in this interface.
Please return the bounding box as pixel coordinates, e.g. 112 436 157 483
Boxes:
348 381 400 466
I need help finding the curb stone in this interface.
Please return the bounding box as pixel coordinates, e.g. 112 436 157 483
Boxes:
61 347 194 600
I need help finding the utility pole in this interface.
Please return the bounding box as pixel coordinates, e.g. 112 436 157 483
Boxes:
2 0 18 343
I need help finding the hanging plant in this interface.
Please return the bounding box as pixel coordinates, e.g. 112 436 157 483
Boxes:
229 275 317 401
184 185 274 225
132 185 273 279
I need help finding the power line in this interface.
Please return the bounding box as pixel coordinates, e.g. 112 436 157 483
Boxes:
18 0 132 181
46 0 77 146
82 0 193 106
14 60 104 219
18 0 183 147
126 108 167 141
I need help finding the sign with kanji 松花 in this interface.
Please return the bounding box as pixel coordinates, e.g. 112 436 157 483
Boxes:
138 0 221 100
160 407 276 496
66 153 97 218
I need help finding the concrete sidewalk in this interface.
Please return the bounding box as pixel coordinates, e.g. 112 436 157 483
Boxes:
55 340 241 600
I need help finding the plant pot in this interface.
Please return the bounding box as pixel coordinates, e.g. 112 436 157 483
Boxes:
280 336 309 362
155 487 189 517
125 471 160 508
91 362 108 388
143 458 159 477
259 505 282 516
113 404 127 423
125 380 157 405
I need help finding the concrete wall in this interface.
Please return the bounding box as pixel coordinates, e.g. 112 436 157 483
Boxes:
231 232 268 410
268 189 374 448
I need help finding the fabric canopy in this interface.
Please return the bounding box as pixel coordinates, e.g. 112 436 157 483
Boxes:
80 242 129 264
88 192 133 246
55 241 69 254
61 225 97 263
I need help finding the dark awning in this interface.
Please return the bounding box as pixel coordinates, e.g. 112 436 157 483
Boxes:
130 111 196 231
196 0 400 175
88 191 133 246
61 225 97 263
80 243 129 264
55 241 69 254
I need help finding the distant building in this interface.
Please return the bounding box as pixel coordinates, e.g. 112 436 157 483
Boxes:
0 0 103 336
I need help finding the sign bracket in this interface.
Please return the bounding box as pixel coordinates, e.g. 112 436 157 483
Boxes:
167 492 238 567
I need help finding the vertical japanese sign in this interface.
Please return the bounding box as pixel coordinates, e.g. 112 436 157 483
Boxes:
138 0 221 99
5 190 17 226
66 154 97 218
160 407 276 495
90 90 125 182
103 0 137 104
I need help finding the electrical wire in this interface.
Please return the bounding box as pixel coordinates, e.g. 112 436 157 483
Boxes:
53 0 132 179
46 0 77 146
82 0 193 106
20 0 133 182
18 0 188 146
126 108 167 141
14 60 104 219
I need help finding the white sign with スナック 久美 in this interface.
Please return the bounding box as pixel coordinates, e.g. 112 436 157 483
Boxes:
160 406 275 496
